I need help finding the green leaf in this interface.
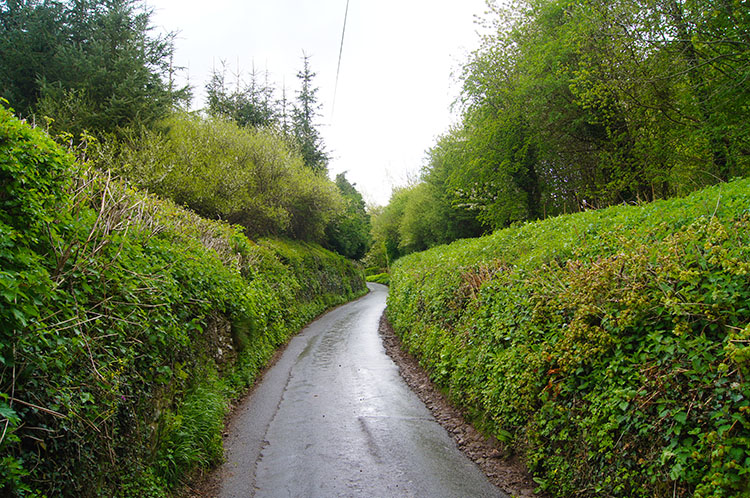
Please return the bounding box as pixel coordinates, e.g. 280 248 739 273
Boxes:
0 399 20 426
11 308 27 327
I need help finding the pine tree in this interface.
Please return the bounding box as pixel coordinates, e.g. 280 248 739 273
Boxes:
205 61 277 128
292 53 328 174
278 84 291 137
0 0 187 136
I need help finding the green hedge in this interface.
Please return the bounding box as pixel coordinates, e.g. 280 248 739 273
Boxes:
0 107 366 497
387 179 750 497
366 273 390 286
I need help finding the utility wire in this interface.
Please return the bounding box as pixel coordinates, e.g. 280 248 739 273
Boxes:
332 0 350 116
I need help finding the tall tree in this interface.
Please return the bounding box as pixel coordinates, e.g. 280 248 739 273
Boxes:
0 0 65 115
424 126 507 232
0 0 187 136
324 173 371 259
369 187 411 265
371 0 749 261
456 0 749 220
278 84 292 136
205 61 277 128
661 0 749 180
293 54 328 174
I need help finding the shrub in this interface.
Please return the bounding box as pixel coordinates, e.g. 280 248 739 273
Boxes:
366 273 390 286
95 113 343 242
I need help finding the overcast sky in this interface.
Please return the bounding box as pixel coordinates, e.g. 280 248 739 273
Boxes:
146 0 489 205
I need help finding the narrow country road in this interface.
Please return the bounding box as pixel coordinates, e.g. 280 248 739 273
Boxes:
217 283 508 498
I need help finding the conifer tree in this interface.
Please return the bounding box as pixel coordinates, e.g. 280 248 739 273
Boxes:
292 54 328 174
205 61 277 128
0 0 187 137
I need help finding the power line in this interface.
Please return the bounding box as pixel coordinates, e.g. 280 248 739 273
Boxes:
332 0 350 116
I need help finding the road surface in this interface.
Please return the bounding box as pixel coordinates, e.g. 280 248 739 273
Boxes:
218 283 508 498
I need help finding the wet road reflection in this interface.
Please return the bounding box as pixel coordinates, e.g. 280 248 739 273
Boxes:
218 283 508 498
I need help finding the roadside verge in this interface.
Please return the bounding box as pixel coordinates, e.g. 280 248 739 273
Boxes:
378 313 546 498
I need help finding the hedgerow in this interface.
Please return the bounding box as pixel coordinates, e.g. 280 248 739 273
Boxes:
387 179 750 497
0 106 366 496
366 273 390 286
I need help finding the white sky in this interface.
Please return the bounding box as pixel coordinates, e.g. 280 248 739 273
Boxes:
146 0 489 206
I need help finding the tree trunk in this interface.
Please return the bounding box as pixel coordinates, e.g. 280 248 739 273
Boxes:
669 0 730 181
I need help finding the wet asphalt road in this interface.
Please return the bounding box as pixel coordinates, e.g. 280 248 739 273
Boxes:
218 283 508 498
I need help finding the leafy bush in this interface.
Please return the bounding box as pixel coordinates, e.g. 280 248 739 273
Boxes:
0 106 366 497
95 113 343 242
324 173 371 260
366 273 390 286
387 178 750 497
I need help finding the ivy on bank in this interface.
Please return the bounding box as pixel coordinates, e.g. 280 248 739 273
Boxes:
387 179 750 497
0 106 366 497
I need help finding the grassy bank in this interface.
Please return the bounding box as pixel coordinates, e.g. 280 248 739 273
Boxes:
387 179 750 497
0 107 366 496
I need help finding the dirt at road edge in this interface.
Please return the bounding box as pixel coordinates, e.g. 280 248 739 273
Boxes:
378 313 547 498
186 308 547 498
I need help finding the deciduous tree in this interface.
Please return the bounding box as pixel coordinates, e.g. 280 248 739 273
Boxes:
324 173 371 260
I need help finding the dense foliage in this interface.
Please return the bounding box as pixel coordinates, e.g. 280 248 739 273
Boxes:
94 112 343 243
368 181 483 266
0 107 366 497
387 179 750 497
324 173 371 260
370 0 749 262
0 0 186 137
365 273 390 286
1 0 368 259
205 54 329 174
